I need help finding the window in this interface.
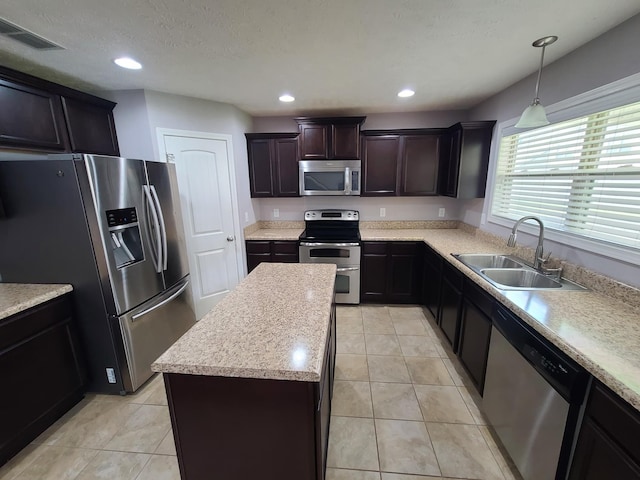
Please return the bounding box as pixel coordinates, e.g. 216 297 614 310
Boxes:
492 100 640 251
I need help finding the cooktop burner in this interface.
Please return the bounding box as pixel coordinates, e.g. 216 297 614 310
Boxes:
299 209 360 243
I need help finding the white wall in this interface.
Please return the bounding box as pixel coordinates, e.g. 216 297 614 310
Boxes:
107 89 257 229
257 196 461 222
467 13 640 287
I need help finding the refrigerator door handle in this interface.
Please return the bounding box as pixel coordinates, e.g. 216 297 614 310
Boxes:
143 185 163 273
132 280 190 321
149 185 168 271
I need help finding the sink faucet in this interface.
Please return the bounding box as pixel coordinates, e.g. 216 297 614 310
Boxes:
507 216 546 270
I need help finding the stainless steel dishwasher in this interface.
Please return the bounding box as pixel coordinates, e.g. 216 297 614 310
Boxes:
483 306 589 480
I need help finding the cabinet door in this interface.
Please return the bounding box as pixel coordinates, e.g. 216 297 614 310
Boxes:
388 242 422 303
439 128 462 197
439 273 462 351
247 139 274 197
0 295 85 465
0 79 69 151
422 250 442 318
273 137 299 196
299 124 329 160
272 241 299 263
458 299 492 394
362 136 400 196
569 420 640 480
399 135 440 195
60 97 119 155
332 123 360 159
246 241 271 273
361 242 389 302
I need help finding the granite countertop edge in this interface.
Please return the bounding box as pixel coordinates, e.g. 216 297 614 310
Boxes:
152 263 336 383
0 283 74 320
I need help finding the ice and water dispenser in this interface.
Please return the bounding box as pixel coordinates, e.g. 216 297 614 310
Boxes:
106 207 144 268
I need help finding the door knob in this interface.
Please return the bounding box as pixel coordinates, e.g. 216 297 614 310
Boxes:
227 236 234 242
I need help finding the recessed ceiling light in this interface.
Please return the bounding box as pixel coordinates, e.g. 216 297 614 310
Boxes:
279 94 295 102
397 89 415 98
114 57 142 70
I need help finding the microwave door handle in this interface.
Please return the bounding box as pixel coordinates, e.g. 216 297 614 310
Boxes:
345 167 351 194
149 185 168 271
337 267 359 272
143 185 163 273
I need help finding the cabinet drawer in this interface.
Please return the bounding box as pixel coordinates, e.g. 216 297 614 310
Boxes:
390 241 421 255
362 242 388 254
245 241 271 254
0 295 72 351
463 279 494 318
588 382 640 463
442 261 463 290
272 241 298 254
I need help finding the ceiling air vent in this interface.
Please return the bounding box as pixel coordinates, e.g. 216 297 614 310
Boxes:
0 18 64 50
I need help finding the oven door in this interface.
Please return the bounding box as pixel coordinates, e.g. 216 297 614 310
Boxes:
299 243 361 304
334 266 360 304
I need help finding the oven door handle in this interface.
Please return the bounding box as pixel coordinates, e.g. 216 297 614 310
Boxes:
300 242 360 247
336 267 359 272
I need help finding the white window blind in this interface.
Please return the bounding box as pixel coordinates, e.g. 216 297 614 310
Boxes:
492 100 640 250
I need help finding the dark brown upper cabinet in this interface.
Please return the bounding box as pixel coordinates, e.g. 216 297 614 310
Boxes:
61 96 119 156
0 78 69 151
0 66 119 156
438 121 495 199
246 133 299 197
295 116 365 160
361 129 443 196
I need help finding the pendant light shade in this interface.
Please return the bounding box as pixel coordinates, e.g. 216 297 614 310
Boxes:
515 36 558 129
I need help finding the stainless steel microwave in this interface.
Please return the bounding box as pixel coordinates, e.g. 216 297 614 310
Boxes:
299 160 361 196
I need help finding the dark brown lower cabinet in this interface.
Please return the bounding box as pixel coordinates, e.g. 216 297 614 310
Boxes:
246 240 299 273
569 382 640 479
438 261 463 351
457 279 494 395
164 306 336 480
0 293 85 466
421 244 442 318
360 241 422 303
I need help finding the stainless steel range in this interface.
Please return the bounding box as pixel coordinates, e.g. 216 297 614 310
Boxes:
299 210 361 304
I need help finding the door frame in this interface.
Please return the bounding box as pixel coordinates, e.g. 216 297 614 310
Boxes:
156 128 245 283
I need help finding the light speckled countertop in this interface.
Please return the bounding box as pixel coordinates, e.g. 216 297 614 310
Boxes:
0 283 73 320
152 263 337 382
246 226 640 411
245 228 303 241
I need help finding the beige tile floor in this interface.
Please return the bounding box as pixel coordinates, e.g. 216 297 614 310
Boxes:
327 305 522 480
0 304 521 480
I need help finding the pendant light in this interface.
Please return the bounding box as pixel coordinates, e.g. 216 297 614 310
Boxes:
515 35 558 128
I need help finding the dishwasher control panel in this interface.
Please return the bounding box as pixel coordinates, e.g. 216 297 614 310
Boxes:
493 306 587 402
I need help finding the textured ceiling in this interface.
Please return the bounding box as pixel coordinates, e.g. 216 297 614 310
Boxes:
1 0 639 115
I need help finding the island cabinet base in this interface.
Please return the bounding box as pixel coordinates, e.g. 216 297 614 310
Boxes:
164 373 329 480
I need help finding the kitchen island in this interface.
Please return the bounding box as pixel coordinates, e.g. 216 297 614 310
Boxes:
152 262 337 480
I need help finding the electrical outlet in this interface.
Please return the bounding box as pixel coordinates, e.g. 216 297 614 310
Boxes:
438 208 445 218
273 208 279 218
244 212 249 223
380 207 386 218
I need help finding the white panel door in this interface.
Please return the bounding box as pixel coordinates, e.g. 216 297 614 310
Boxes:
163 135 240 319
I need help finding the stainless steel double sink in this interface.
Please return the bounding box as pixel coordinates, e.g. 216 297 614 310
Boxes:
452 254 586 291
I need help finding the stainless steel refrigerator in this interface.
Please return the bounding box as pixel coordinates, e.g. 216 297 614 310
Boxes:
0 154 196 394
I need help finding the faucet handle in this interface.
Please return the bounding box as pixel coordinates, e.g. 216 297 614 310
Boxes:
539 251 552 264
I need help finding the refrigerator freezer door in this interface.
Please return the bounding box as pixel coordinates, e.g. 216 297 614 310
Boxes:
118 276 196 392
83 155 164 314
145 161 190 288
